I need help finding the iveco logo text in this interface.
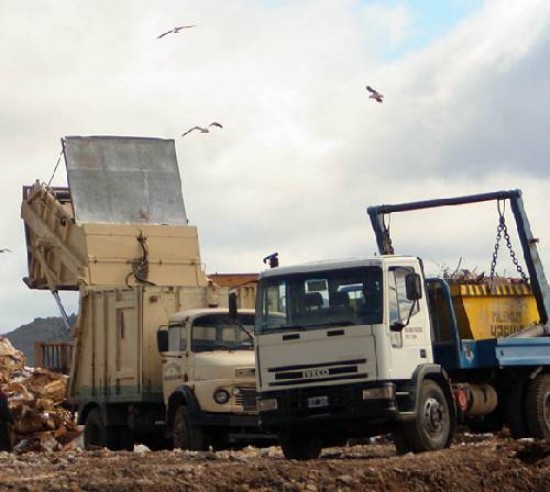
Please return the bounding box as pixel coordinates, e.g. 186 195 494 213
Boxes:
303 368 330 378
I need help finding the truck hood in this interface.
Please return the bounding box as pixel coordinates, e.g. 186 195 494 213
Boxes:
192 351 255 381
256 325 377 392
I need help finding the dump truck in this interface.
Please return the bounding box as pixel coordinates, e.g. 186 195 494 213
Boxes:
251 189 550 459
21 135 268 450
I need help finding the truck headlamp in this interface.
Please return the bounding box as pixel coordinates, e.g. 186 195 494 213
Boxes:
257 398 278 412
213 389 230 404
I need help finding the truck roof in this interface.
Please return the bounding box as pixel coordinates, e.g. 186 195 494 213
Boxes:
168 307 255 323
259 256 416 278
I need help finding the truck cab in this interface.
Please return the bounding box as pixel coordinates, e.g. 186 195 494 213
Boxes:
158 308 269 449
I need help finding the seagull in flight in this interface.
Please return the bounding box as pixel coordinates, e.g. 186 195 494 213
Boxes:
0 248 12 253
181 122 223 137
157 25 196 39
366 85 384 103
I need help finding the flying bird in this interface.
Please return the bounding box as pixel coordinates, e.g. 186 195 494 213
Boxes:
366 85 384 103
156 25 196 39
181 122 223 137
0 248 12 253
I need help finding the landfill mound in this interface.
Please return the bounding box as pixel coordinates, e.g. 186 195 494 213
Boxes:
0 336 80 452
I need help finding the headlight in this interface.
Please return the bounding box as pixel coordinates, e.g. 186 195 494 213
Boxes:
257 398 278 412
213 389 230 404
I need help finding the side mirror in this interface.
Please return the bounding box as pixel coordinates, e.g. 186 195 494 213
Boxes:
405 273 422 301
390 319 406 332
229 292 238 320
157 329 169 353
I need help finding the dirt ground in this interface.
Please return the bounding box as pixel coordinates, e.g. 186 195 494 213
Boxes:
1 433 550 491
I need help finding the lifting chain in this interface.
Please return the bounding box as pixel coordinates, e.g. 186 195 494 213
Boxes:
489 200 529 286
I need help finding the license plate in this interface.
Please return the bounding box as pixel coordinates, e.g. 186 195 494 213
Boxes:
308 395 329 408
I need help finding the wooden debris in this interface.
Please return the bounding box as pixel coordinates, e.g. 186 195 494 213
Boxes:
0 336 80 452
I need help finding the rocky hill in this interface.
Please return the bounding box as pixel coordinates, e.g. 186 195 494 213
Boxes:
4 315 75 366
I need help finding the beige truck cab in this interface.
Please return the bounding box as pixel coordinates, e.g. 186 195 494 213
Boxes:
158 308 268 449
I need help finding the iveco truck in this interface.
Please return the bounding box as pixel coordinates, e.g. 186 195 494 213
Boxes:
253 190 550 459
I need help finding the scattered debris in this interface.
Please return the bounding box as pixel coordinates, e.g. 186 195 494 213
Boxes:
0 337 80 452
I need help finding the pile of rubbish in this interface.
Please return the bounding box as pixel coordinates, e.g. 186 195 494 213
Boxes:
0 336 81 452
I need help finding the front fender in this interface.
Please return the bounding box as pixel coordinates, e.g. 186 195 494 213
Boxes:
398 364 456 426
167 385 202 426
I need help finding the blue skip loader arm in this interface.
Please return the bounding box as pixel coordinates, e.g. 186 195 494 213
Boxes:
367 189 550 328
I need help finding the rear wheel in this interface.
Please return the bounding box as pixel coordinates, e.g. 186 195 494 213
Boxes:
403 380 452 452
172 405 207 450
83 408 104 450
526 374 550 439
280 432 322 460
83 408 134 451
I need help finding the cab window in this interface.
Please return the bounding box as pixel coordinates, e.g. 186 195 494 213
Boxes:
168 324 187 351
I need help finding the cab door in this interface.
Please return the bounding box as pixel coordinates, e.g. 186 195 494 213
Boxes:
161 323 187 402
386 266 432 379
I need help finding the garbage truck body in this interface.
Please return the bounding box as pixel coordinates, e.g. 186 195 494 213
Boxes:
21 136 268 450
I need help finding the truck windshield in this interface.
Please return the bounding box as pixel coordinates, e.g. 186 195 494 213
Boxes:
256 266 383 334
191 313 255 352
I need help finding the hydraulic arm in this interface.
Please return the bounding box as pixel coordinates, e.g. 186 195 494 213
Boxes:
367 189 550 326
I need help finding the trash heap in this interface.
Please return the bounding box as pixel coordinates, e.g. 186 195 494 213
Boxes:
0 336 81 452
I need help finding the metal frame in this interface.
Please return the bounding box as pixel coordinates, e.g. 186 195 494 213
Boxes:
367 189 550 325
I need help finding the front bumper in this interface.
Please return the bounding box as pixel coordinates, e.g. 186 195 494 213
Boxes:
258 382 399 435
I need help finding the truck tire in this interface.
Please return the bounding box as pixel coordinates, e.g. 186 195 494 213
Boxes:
504 382 528 438
84 408 134 451
403 380 452 452
526 373 550 439
84 408 105 450
280 432 322 460
172 405 207 451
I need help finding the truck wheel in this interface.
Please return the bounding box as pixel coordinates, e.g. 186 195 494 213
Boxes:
84 408 133 450
504 382 528 438
172 405 207 451
404 380 452 452
84 408 106 450
526 374 550 439
84 408 103 449
280 432 322 460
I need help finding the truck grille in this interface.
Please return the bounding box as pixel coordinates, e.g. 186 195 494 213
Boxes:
268 358 367 387
235 386 257 412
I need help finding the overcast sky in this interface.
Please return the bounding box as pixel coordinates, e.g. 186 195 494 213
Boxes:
1 0 550 332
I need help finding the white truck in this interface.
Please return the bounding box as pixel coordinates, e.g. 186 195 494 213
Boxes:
251 190 550 459
21 136 270 450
